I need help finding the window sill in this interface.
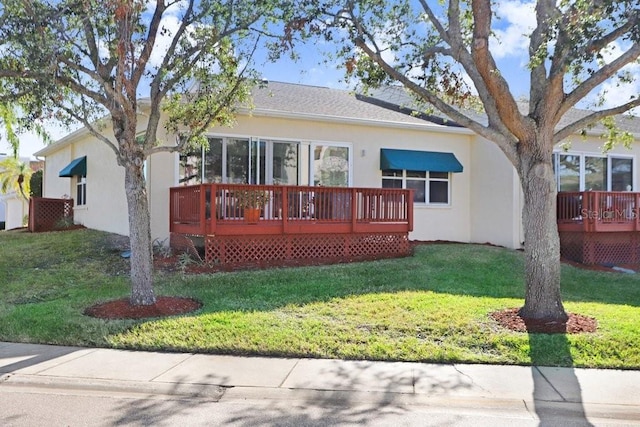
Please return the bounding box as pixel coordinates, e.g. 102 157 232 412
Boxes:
415 203 451 209
73 206 88 211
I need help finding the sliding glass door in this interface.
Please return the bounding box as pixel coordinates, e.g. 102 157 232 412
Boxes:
180 137 351 188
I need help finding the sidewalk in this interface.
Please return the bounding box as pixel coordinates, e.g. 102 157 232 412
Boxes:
1 341 639 424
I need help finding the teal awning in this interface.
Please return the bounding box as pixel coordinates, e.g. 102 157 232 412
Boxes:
59 156 87 177
380 149 463 173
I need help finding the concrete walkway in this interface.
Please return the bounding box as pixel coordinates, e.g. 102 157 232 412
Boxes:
1 341 639 424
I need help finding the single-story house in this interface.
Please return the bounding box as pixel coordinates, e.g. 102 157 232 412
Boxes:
34 82 640 264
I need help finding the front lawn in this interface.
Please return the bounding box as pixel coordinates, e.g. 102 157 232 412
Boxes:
1 228 639 368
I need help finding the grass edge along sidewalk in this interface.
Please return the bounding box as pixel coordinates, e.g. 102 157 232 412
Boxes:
0 228 639 369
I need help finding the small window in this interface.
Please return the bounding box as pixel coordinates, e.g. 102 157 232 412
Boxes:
382 169 403 189
76 176 86 206
382 170 450 204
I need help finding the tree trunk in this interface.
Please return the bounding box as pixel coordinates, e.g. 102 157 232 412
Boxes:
124 161 156 306
518 149 568 322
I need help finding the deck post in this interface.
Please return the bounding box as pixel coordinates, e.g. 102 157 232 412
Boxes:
351 188 358 233
584 192 594 232
199 184 208 235
282 186 289 234
209 184 217 235
636 192 640 232
407 189 414 232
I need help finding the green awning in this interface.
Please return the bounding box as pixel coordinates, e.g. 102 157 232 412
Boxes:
380 149 463 173
59 156 87 177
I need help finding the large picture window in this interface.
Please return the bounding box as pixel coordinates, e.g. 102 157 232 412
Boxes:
554 153 633 191
382 169 451 204
179 136 350 187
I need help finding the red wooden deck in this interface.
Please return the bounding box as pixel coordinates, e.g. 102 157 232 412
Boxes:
557 191 640 264
170 184 414 267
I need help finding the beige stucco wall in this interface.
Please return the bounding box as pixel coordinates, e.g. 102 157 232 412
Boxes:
467 133 640 250
469 137 523 249
197 114 475 244
38 110 639 250
41 145 73 200
147 150 175 242
41 129 129 236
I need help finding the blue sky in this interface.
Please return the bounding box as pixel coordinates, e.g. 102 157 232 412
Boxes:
3 0 638 159
5 42 352 160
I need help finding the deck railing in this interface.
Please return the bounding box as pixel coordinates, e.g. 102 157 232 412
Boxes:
557 191 640 232
170 184 414 236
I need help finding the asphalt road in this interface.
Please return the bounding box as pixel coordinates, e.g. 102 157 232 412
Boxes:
1 384 634 427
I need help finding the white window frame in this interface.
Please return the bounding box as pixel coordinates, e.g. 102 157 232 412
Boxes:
382 169 452 206
176 135 353 188
309 141 353 187
76 175 86 206
554 151 635 191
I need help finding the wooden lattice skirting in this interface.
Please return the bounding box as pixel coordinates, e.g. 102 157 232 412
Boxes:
171 232 410 269
28 198 74 232
559 231 640 265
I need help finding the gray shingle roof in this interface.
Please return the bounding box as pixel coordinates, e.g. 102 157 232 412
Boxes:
358 84 640 135
249 81 456 128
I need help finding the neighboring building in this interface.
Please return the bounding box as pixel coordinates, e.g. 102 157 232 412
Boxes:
34 81 640 250
0 155 39 230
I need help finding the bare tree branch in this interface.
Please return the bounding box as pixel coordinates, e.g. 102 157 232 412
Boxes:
56 101 121 161
561 42 640 115
132 0 167 88
529 0 557 112
471 0 533 143
354 37 519 165
555 98 640 142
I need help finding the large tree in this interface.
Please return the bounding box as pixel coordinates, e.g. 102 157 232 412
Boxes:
307 0 640 321
0 0 294 305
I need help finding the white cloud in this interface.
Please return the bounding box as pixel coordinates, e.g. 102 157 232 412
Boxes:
490 0 536 59
141 1 199 72
147 13 185 70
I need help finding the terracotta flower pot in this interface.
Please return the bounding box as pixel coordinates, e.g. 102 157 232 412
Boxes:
244 207 261 224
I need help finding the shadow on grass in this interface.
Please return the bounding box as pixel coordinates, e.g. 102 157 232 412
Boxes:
4 241 638 370
163 244 640 317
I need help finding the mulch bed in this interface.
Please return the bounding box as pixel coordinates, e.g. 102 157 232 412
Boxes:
490 307 597 334
84 297 202 320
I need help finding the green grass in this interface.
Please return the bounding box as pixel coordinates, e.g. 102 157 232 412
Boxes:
1 228 640 368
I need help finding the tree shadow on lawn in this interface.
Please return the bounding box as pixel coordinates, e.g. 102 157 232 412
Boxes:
84 244 632 364
410 244 640 308
162 244 640 314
